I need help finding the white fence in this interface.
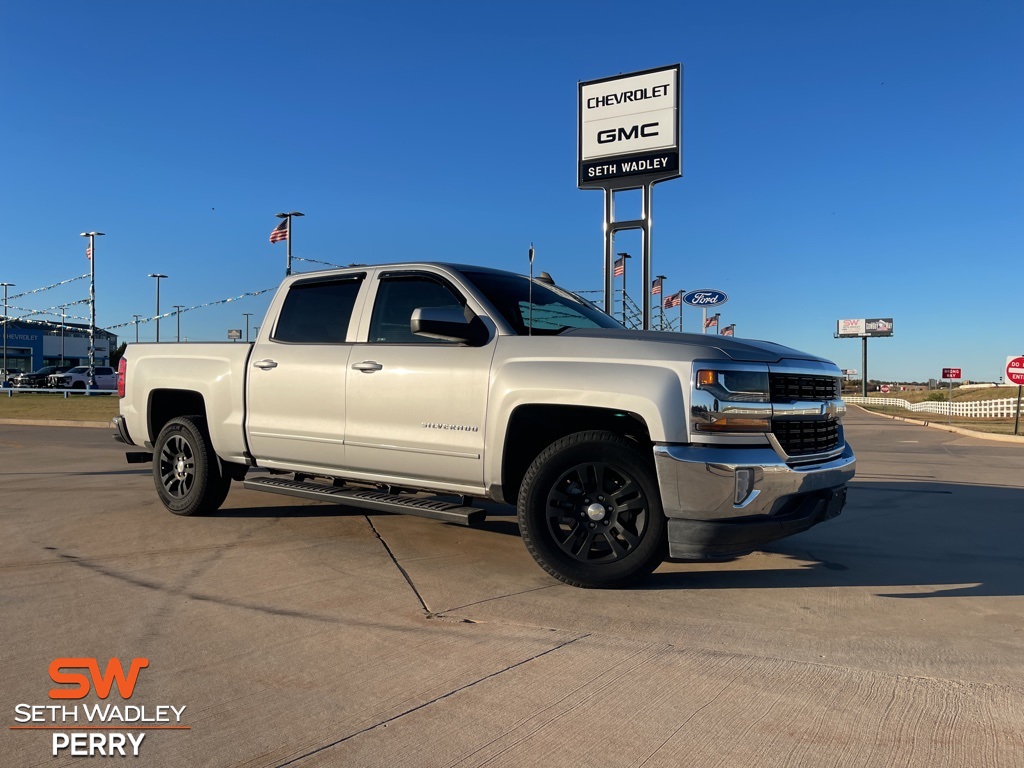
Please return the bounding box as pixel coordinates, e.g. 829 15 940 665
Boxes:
2 387 117 398
845 396 1022 418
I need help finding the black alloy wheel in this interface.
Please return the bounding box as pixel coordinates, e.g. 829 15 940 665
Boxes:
153 416 231 516
518 430 666 588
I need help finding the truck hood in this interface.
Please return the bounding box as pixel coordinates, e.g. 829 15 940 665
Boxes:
561 329 832 364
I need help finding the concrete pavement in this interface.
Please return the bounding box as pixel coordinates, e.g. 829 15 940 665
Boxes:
1 409 1022 766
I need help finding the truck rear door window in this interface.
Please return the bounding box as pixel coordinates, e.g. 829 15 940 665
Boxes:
272 278 362 344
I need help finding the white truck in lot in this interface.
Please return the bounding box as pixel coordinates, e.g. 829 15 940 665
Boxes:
115 263 855 587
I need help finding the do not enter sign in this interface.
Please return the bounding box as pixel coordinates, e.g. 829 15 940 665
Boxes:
1007 356 1024 385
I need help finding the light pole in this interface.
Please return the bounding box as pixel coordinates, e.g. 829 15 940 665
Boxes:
615 251 631 324
275 211 305 276
79 232 104 390
1 281 13 383
148 274 168 342
654 275 666 330
133 314 142 344
173 305 184 342
61 306 67 364
243 313 253 343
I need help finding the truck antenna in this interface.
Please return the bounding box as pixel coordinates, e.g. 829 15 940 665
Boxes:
528 243 535 336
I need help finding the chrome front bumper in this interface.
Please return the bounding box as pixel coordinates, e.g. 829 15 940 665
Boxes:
653 441 855 559
653 442 856 521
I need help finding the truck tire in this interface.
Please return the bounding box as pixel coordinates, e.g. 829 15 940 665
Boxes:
517 430 666 588
153 416 231 516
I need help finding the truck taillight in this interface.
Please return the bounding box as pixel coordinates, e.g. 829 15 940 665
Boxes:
117 358 126 398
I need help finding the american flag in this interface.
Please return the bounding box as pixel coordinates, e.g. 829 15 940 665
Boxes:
651 276 663 295
86 245 93 261
663 291 682 309
721 327 735 336
704 315 719 329
613 256 626 277
269 220 288 243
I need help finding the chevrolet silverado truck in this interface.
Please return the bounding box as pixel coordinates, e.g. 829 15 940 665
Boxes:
114 262 855 588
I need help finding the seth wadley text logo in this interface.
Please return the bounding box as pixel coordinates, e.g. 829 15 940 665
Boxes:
10 657 189 758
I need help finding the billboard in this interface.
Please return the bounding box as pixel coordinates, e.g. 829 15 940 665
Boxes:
836 318 894 337
578 64 681 189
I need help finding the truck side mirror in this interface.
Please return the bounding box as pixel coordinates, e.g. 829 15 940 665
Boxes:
410 306 489 346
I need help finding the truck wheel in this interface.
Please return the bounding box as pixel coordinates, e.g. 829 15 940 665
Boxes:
153 416 231 516
518 431 666 588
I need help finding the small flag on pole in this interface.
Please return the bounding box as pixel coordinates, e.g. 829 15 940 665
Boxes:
652 276 663 295
269 220 288 243
704 315 719 329
663 291 682 309
613 255 626 277
721 326 735 336
86 245 93 261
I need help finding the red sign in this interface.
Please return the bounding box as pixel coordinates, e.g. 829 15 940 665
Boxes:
1007 356 1024 386
942 368 961 380
880 384 890 394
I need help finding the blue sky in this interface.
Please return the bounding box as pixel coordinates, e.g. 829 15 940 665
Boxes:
1 1 1020 382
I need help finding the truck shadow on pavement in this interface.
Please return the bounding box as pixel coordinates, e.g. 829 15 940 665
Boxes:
644 480 1024 598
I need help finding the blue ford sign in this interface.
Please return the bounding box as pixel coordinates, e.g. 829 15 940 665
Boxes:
681 289 728 307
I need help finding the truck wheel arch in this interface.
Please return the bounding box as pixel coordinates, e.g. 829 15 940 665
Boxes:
499 404 652 505
148 389 208 445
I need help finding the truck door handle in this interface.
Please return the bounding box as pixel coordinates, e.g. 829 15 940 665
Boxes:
253 359 278 370
352 360 383 373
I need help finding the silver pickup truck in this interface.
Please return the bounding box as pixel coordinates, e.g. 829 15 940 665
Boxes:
115 262 855 588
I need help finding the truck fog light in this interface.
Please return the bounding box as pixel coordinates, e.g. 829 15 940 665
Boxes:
734 468 755 505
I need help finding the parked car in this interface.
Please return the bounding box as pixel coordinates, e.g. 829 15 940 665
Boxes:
52 366 118 390
13 365 74 388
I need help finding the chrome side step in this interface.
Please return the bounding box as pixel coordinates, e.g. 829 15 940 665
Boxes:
242 476 487 526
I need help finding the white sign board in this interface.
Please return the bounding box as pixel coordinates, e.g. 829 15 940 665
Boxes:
578 64 681 189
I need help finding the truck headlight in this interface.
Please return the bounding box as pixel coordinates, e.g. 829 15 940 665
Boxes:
696 369 769 402
693 368 771 433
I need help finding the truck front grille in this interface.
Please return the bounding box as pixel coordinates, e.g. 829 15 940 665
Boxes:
772 419 840 456
769 374 840 401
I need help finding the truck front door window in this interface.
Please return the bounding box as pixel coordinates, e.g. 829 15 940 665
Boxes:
369 278 462 344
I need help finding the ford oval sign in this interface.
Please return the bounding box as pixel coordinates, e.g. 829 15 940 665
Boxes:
681 289 728 307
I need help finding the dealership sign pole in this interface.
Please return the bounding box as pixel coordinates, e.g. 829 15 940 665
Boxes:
579 64 681 329
679 289 728 334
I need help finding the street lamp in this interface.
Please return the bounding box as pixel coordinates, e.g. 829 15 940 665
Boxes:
133 314 142 344
243 313 252 343
275 211 305 276
61 306 68 364
173 306 184 342
79 232 104 390
1 281 14 384
147 274 168 342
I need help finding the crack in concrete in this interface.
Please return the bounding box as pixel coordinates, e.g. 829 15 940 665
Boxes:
364 515 431 616
273 632 591 768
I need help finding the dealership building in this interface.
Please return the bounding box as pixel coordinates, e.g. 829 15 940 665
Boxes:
0 319 118 374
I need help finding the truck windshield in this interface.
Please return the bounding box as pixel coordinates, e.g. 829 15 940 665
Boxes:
462 270 623 336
